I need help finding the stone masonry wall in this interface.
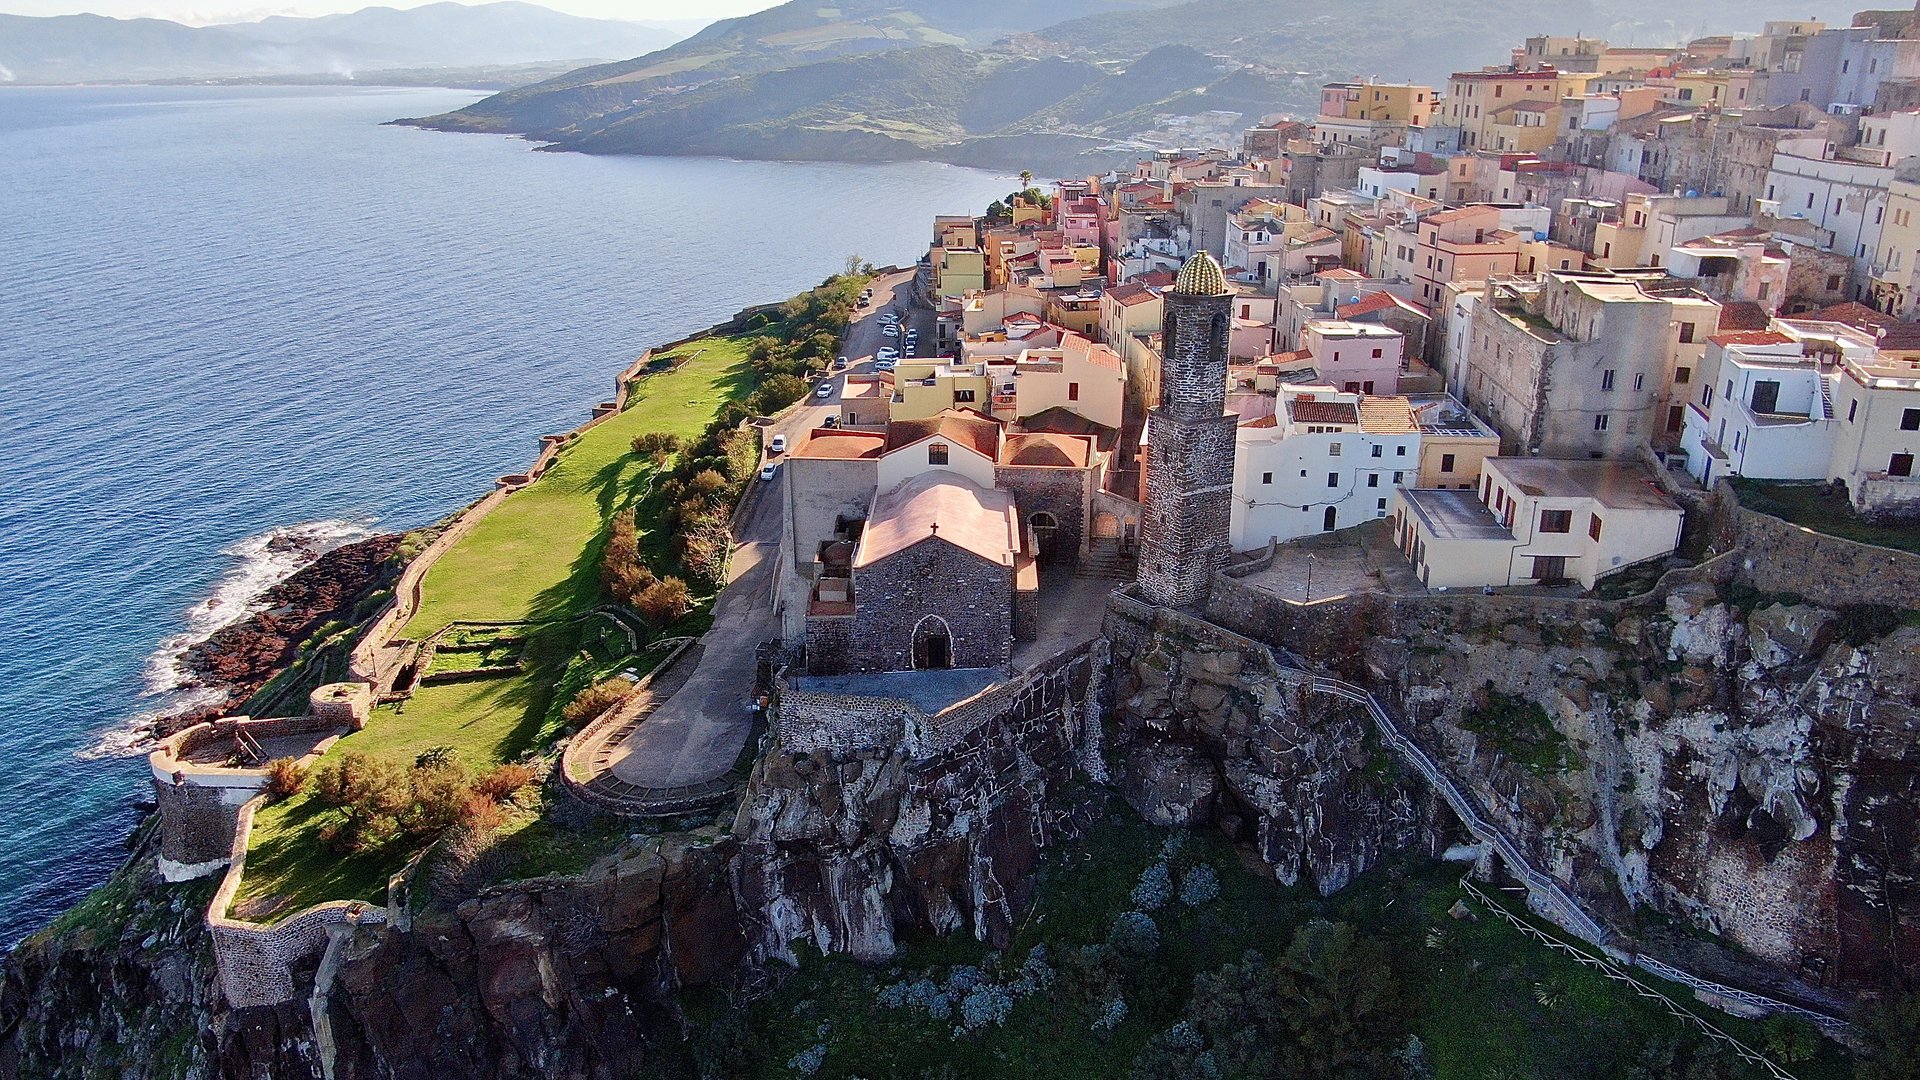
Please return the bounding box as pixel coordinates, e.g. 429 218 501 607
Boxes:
804 612 854 675
1851 476 1920 524
993 465 1091 562
1729 500 1920 608
1141 288 1235 608
845 542 1012 674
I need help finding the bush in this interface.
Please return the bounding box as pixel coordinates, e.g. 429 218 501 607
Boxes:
1131 862 1173 911
631 431 682 456
264 756 305 799
562 679 630 728
958 985 1014 1033
456 792 508 834
1108 911 1160 956
309 751 471 854
473 762 536 802
1092 995 1128 1033
1179 864 1221 907
635 576 693 628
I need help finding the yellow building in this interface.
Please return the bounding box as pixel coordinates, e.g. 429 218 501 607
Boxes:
1871 177 1920 319
1444 68 1589 152
935 246 986 299
1408 394 1501 489
1484 99 1559 154
889 360 995 422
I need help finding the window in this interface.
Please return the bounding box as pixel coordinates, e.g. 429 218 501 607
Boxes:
1601 369 1615 391
1396 445 1407 456
928 442 949 465
1589 514 1604 541
1725 380 1734 403
1675 366 1691 384
1849 400 1859 423
1371 444 1384 458
1329 443 1343 456
1067 382 1079 402
1892 453 1916 477
1262 471 1273 484
954 389 976 403
1540 509 1572 533
1327 472 1340 488
1377 498 1388 510
1367 474 1380 488
1531 554 1568 579
1633 373 1645 391
1372 348 1383 358
1704 384 1715 408
1393 471 1403 483
1677 322 1695 344
1594 414 1610 432
1440 453 1456 473
1903 408 1920 431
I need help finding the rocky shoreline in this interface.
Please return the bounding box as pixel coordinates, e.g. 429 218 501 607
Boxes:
159 534 403 739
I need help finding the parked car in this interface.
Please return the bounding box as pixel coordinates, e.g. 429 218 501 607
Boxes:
822 416 838 428
834 355 848 369
768 434 787 455
874 359 896 372
815 383 833 399
759 462 779 482
876 347 898 360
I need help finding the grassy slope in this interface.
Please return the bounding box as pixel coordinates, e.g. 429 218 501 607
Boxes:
407 336 756 634
1730 478 1920 557
236 337 755 917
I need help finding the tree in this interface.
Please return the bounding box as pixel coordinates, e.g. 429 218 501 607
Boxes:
1861 992 1920 1080
1019 169 1033 189
1269 920 1409 1078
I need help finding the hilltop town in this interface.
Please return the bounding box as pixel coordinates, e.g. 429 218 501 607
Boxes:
8 9 1920 1080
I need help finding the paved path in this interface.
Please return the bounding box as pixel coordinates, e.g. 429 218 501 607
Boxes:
595 271 922 791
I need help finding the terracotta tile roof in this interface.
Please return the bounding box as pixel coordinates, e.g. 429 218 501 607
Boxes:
1001 433 1092 468
1107 282 1160 306
1716 301 1772 331
794 430 886 460
1338 291 1432 320
1357 396 1418 434
1709 330 1794 347
1797 301 1900 332
883 409 1002 458
1319 268 1365 280
1288 399 1360 425
1134 270 1178 288
855 473 1019 570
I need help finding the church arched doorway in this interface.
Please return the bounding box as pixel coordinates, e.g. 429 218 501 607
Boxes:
1029 511 1061 562
912 616 954 670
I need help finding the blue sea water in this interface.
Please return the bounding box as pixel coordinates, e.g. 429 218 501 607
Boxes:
0 85 1012 947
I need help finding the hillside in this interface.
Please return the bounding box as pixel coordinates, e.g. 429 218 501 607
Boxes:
1022 0 1864 86
0 2 689 85
401 0 1869 169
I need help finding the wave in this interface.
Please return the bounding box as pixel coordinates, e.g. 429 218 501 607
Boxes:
78 517 377 759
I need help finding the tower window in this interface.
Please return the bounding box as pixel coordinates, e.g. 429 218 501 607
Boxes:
928 442 950 465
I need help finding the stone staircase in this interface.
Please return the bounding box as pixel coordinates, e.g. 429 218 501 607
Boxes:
1075 546 1138 581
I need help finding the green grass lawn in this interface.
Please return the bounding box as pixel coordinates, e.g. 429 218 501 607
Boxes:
407 336 756 635
233 791 401 915
1731 478 1920 556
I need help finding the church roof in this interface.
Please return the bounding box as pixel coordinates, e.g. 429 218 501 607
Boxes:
854 472 1020 570
883 409 1002 458
1002 433 1092 468
1174 252 1231 297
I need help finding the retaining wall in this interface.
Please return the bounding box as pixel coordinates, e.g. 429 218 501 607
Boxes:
148 714 350 879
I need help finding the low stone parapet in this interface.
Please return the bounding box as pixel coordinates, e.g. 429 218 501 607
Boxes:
149 714 349 880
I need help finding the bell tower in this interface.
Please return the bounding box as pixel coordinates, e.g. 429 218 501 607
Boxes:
1139 252 1236 608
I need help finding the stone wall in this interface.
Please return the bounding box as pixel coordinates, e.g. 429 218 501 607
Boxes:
803 612 854 676
1725 492 1920 607
994 465 1091 562
1141 288 1236 608
843 543 1011 674
1851 476 1920 524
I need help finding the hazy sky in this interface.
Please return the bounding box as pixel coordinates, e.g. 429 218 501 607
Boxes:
0 0 775 22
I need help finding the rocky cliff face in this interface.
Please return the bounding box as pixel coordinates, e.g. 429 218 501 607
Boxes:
1101 600 1433 895
1343 584 1920 993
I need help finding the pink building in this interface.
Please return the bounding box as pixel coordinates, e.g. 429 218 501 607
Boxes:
1059 195 1105 251
1301 320 1405 394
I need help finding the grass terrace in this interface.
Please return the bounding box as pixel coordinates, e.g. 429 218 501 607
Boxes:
1730 478 1920 557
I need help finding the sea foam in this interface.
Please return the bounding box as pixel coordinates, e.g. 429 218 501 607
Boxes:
79 517 376 759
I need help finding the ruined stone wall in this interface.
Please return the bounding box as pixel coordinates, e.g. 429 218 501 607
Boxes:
1850 476 1920 524
1728 496 1920 606
803 612 854 675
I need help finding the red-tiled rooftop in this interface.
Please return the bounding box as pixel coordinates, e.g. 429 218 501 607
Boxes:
1288 399 1360 425
1338 291 1431 319
1107 282 1159 306
794 430 886 459
1709 331 1794 347
883 409 1002 458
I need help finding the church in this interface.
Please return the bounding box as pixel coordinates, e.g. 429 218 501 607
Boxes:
793 251 1236 678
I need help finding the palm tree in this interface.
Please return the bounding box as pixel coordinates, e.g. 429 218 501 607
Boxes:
1019 169 1034 193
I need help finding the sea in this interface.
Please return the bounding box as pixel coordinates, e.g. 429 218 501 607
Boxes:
0 84 1013 948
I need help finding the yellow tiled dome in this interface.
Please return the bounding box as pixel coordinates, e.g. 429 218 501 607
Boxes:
1174 252 1230 296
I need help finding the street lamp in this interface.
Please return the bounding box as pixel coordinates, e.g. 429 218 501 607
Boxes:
1304 552 1316 602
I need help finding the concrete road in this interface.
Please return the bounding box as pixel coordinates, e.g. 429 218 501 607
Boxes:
602 270 920 788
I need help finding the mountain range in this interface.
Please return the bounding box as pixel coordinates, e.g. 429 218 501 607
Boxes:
401 0 1862 171
0 2 693 85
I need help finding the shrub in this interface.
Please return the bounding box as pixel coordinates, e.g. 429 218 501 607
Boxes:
1178 864 1221 907
1131 861 1172 911
786 1043 826 1077
473 762 536 802
958 985 1014 1032
630 431 681 456
264 756 305 799
456 792 508 833
1108 911 1160 956
1092 995 1128 1033
562 679 630 728
414 746 457 769
635 576 693 628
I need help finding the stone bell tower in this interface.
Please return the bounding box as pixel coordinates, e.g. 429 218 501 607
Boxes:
1139 252 1236 608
